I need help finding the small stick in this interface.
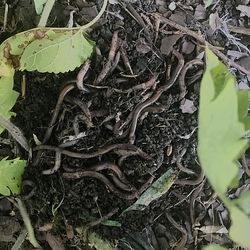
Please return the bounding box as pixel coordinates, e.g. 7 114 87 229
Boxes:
3 2 8 32
21 74 26 99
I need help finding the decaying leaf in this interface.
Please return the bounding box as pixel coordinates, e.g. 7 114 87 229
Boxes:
0 27 95 76
0 157 27 196
122 168 177 214
236 5 250 18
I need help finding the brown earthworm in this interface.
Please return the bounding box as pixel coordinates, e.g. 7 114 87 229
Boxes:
34 143 151 160
32 84 75 166
62 171 138 200
76 59 91 92
109 172 138 193
165 212 187 250
179 58 203 100
86 162 126 181
129 50 184 144
174 170 205 186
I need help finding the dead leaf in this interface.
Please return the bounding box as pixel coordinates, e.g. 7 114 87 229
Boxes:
160 35 182 56
236 5 250 18
181 40 195 54
169 12 186 26
209 13 222 32
136 38 151 54
180 99 197 114
46 232 66 250
194 4 206 21
198 225 228 234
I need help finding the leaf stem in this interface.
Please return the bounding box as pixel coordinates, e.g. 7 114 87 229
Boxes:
16 198 41 248
38 0 56 27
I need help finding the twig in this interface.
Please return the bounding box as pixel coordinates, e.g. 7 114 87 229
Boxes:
153 13 250 76
228 25 250 36
16 198 41 248
3 2 8 32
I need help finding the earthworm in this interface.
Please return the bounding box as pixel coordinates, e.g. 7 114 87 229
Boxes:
42 152 62 175
176 148 196 175
21 180 37 200
95 31 119 84
174 170 205 186
116 92 153 136
62 171 138 200
189 181 205 226
129 50 184 144
165 212 187 250
124 74 158 93
86 162 126 181
140 105 166 120
43 84 75 143
76 59 91 92
32 84 75 166
110 51 121 74
34 143 151 160
65 96 93 128
109 172 138 192
179 58 203 100
187 69 203 86
120 42 134 74
82 208 118 242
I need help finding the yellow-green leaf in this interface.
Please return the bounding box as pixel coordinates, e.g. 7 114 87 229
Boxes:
0 157 27 196
0 72 19 134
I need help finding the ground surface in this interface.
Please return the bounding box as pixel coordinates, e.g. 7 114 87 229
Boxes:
0 0 250 249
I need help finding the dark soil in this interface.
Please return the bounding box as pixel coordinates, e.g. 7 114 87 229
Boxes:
0 0 250 249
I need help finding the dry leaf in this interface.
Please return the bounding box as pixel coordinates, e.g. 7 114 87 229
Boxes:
160 35 182 56
194 4 206 20
180 99 197 114
236 5 250 18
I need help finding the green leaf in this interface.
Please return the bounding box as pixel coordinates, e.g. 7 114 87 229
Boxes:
122 168 177 214
205 0 213 8
198 48 249 196
198 48 250 248
0 157 27 196
233 190 250 214
88 216 121 227
0 72 19 134
203 245 227 250
34 0 47 15
20 29 95 73
229 206 250 247
0 27 95 76
88 231 114 250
